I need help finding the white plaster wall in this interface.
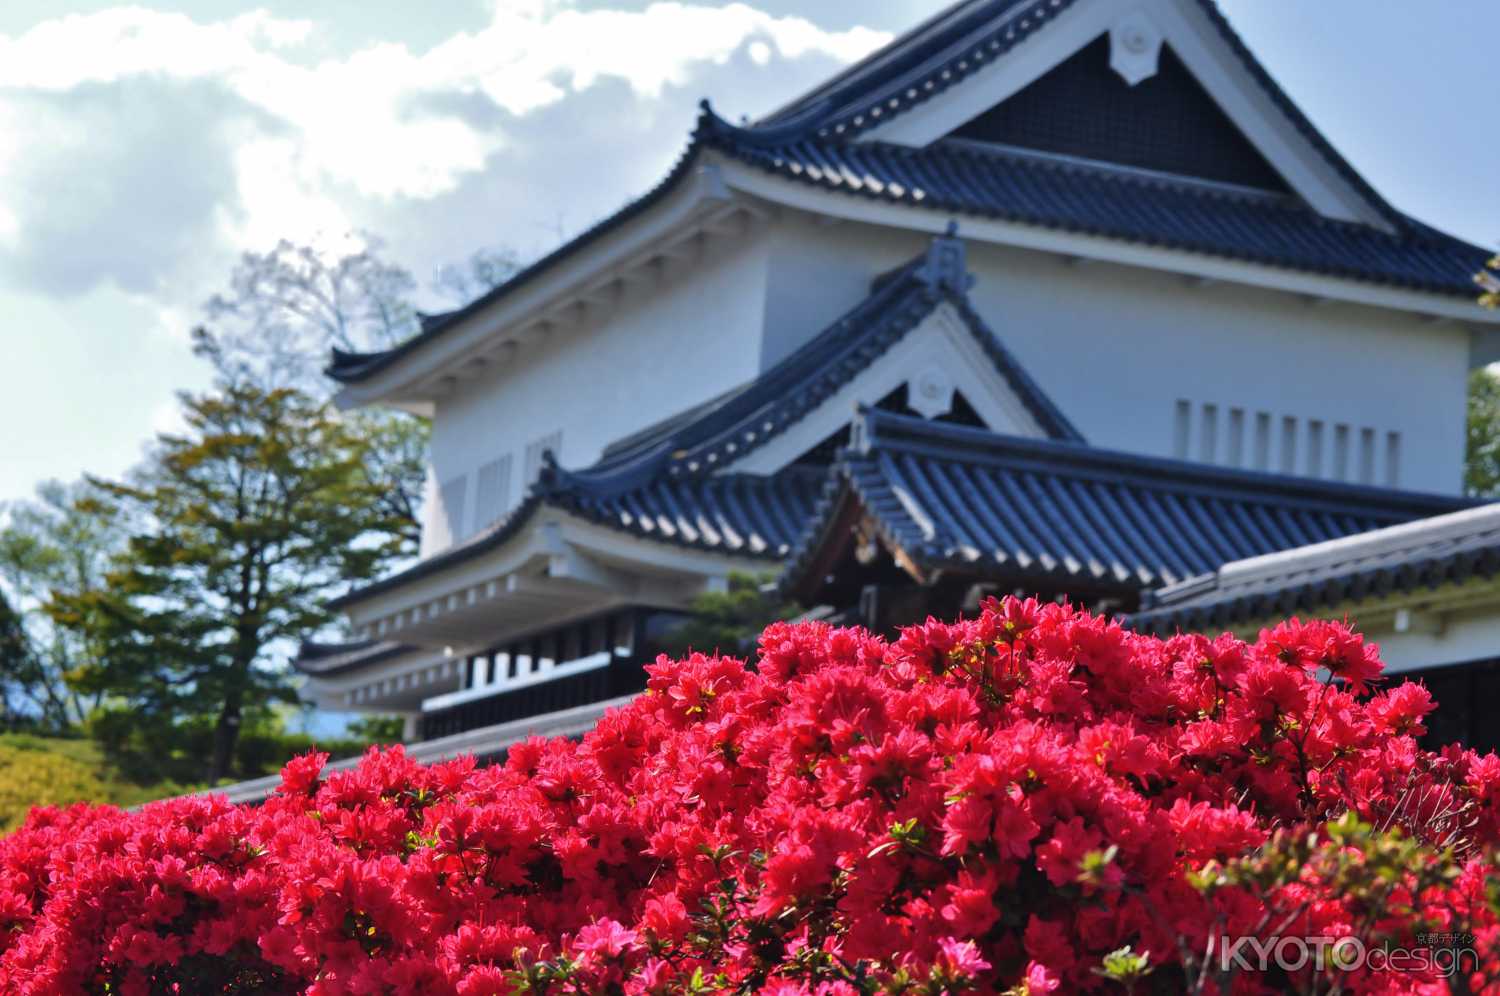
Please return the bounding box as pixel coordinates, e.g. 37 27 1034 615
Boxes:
759 215 1469 495
1365 609 1500 676
423 230 770 553
420 211 1468 556
760 215 928 371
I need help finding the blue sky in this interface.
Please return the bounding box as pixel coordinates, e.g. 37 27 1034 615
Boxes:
0 0 1495 506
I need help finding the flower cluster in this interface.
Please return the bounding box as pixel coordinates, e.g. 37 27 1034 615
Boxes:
2 599 1499 993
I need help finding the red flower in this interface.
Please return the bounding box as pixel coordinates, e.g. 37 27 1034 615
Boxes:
277 751 329 796
936 936 991 979
0 600 1491 994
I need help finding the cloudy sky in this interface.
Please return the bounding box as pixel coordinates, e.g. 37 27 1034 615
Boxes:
0 0 1495 505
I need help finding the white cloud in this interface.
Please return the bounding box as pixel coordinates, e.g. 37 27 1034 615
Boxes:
230 9 313 49
0 103 17 247
0 7 310 90
223 136 356 250
426 2 887 111
0 1 894 504
0 3 887 207
149 394 190 437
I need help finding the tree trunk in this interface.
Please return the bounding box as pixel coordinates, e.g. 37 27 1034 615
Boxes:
208 690 242 783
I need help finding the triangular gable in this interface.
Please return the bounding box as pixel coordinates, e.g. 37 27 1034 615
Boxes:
721 299 1069 477
948 33 1290 192
585 231 1082 483
760 0 1394 228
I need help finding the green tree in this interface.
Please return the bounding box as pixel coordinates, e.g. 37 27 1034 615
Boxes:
0 480 125 730
657 573 801 659
51 384 409 782
0 589 31 727
1467 367 1500 496
346 713 406 743
193 234 432 546
1478 253 1499 310
193 236 525 548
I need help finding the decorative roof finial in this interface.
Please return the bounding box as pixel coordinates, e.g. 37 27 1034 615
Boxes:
919 221 973 294
536 449 563 492
849 402 876 455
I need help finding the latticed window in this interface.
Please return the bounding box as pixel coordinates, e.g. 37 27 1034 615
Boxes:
525 431 563 486
439 475 467 543
474 454 512 531
1172 399 1400 486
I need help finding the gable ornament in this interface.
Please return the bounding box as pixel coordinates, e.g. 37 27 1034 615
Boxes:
1109 10 1163 86
907 366 956 420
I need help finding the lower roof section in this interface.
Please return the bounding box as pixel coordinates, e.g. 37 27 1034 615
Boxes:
330 468 820 619
781 410 1476 601
292 640 414 677
293 643 459 715
587 229 1082 479
1129 501 1500 634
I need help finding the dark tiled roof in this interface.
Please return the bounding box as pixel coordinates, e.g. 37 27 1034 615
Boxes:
758 0 1405 233
779 410 1476 599
326 0 1488 387
757 0 1066 138
697 119 1485 297
330 464 822 610
732 0 1483 283
551 468 824 558
291 640 415 676
591 232 1082 478
1128 504 1500 634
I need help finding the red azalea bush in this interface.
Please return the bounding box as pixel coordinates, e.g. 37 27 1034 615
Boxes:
3 598 1500 994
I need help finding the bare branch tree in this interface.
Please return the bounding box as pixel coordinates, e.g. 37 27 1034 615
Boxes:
195 232 419 392
431 246 522 307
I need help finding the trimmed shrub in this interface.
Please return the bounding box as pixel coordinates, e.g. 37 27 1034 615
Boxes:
1 598 1498 993
0 742 106 833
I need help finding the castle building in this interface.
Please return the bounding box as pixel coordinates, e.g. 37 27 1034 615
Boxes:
295 0 1494 749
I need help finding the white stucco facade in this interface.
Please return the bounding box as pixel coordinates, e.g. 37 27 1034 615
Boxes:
758 214 1470 494
422 227 772 553
1376 603 1500 677
412 205 1474 559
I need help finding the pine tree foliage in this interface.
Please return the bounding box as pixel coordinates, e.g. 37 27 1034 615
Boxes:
50 385 410 782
